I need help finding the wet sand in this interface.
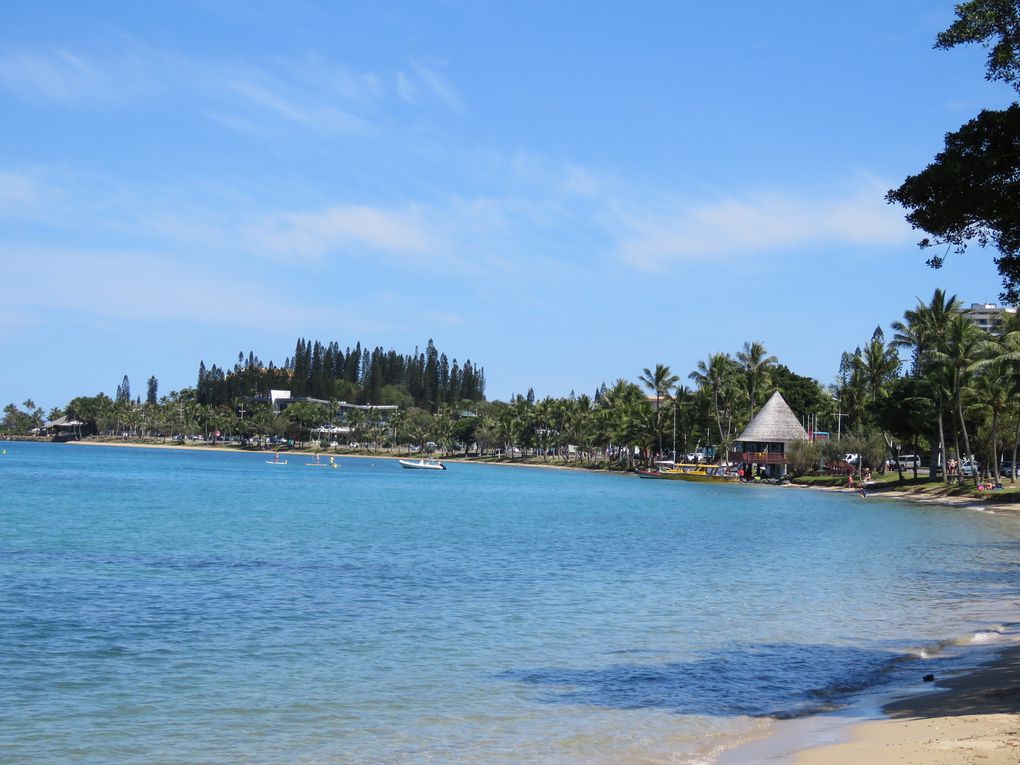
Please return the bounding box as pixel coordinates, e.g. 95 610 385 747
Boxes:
792 645 1020 764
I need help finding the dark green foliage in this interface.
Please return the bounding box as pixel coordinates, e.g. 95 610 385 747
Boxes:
872 377 936 455
146 376 158 406
890 2 1020 302
767 365 833 428
936 0 1020 93
2 402 43 434
887 105 1020 302
115 375 131 404
193 338 485 410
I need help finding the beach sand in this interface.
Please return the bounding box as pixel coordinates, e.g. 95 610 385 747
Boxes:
791 645 1020 764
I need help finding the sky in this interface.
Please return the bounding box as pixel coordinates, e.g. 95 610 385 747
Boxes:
1 0 1017 412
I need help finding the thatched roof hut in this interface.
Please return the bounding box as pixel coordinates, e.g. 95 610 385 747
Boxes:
735 391 809 445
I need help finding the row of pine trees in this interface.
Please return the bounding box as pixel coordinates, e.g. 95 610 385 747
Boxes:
195 338 485 412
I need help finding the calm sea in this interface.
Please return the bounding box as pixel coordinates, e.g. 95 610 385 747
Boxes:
2 442 1019 764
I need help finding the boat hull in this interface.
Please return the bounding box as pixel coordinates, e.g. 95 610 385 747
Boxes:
399 459 446 471
658 464 736 482
635 469 664 479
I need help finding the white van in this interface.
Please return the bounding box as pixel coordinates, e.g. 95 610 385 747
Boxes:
895 454 920 469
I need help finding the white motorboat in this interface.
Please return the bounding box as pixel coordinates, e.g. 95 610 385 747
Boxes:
399 458 446 471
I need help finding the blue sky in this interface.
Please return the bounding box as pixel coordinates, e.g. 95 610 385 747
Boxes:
1 1 1015 411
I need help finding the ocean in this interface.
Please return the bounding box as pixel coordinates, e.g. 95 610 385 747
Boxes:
2 441 1019 764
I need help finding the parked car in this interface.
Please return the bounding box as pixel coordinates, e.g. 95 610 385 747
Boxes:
1000 461 1017 478
894 454 921 470
938 459 980 478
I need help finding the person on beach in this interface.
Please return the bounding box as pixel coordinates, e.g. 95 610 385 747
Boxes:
847 473 854 489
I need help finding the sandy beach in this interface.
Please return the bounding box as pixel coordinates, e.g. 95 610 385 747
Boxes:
793 480 1020 518
791 645 1020 764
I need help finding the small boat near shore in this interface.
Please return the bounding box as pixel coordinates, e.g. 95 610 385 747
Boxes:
635 467 664 479
399 458 446 471
657 463 736 482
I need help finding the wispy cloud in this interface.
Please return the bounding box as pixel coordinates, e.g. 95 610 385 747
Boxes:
0 45 167 104
248 204 436 260
606 179 912 270
0 244 348 329
0 171 51 211
222 77 371 134
0 48 111 103
0 43 455 135
396 60 462 110
411 61 461 109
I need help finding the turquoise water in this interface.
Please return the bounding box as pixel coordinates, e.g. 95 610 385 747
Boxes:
2 442 1020 764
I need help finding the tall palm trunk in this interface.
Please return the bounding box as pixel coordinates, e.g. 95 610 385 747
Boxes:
938 412 948 486
957 398 977 486
655 396 661 457
1012 416 1020 485
990 409 1001 484
951 407 962 482
713 391 725 446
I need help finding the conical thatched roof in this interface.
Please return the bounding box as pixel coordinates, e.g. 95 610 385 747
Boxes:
736 391 808 443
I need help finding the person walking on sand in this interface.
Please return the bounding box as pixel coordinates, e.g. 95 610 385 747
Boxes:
847 473 854 489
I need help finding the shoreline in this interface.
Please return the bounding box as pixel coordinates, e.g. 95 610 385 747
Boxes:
53 437 1020 510
786 641 1020 764
54 437 624 473
800 482 1020 518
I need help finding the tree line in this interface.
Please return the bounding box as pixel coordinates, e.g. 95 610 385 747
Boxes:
825 289 1020 486
5 292 1019 490
194 338 484 411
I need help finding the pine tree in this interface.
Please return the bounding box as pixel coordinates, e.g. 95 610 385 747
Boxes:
116 375 131 404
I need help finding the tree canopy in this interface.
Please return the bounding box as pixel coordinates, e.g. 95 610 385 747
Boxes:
888 1 1020 302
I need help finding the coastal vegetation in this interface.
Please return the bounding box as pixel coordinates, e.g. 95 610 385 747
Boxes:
3 282 1019 499
5 293 1020 491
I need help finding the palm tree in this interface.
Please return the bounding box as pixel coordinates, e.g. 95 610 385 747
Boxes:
891 289 963 375
568 394 595 463
965 364 1010 484
689 353 738 448
928 315 985 485
432 406 455 456
638 364 679 458
859 329 901 408
735 341 778 420
665 384 693 461
599 379 649 467
921 361 955 485
892 289 964 474
971 330 1020 483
